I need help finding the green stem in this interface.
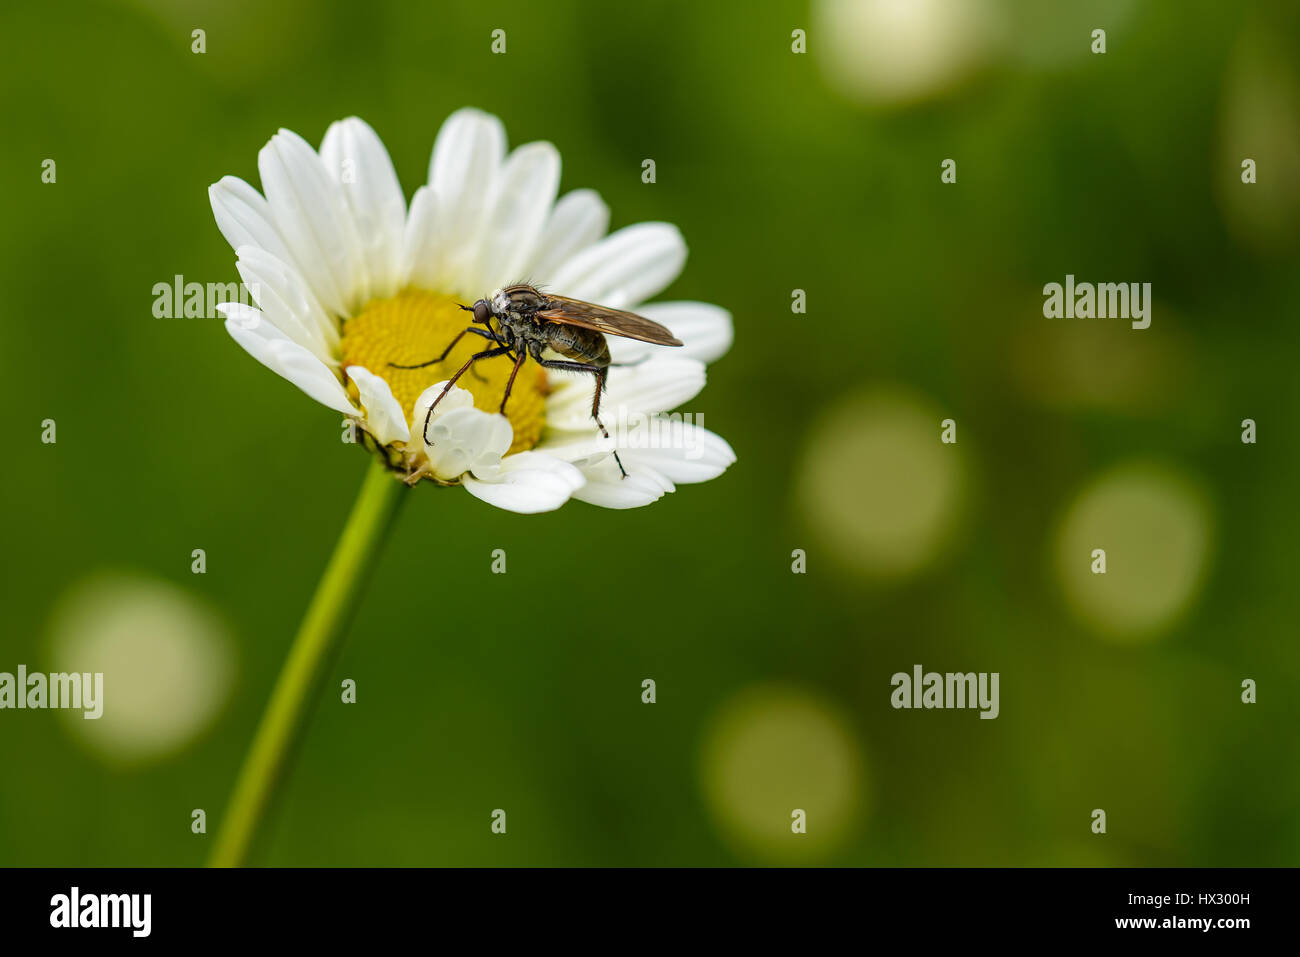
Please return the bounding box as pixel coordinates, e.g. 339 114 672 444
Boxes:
209 458 407 867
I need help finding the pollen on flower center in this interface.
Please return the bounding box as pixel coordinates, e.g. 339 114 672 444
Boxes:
339 289 548 455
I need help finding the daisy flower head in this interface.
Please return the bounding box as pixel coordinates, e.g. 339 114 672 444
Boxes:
209 108 735 513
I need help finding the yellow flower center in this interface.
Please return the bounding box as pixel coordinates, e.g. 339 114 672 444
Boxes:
339 289 548 456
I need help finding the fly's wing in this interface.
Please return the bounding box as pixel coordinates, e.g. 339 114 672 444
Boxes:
535 295 683 346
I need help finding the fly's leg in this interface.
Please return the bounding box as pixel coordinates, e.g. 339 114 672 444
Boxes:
499 349 528 414
420 345 513 445
388 325 500 370
533 358 627 479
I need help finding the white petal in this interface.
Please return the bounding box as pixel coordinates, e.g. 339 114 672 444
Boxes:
546 357 706 429
259 128 363 316
526 188 609 281
408 381 474 458
400 185 445 290
427 108 506 295
619 420 736 484
547 222 686 309
463 452 585 514
606 301 733 365
345 365 410 446
320 117 407 300
233 245 338 359
222 305 356 417
410 383 511 481
462 470 574 513
538 416 733 482
469 140 561 292
208 176 297 267
530 428 619 468
570 460 674 509
507 451 586 486
424 408 512 480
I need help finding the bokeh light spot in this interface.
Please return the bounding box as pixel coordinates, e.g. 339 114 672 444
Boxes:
797 388 966 581
700 685 865 861
46 572 236 766
1054 463 1213 641
1215 24 1300 251
814 0 1001 106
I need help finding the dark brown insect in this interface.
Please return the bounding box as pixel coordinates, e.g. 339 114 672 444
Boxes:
390 284 683 478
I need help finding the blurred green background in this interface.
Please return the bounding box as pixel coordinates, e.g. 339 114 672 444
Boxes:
2 0 1297 866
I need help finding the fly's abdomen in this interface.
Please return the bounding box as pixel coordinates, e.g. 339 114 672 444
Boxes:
549 325 611 367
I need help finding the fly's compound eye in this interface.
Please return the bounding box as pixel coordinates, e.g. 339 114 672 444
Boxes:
472 300 492 325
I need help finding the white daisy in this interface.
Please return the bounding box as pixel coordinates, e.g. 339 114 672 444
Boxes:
209 108 735 513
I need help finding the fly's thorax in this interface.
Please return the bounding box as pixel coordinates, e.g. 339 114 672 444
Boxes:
489 286 545 341
493 310 541 344
495 284 547 315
